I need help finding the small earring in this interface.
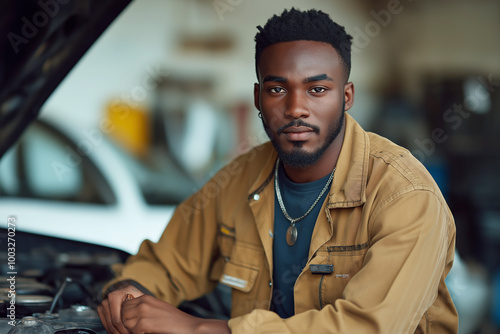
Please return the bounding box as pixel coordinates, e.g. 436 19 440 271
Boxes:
258 112 262 119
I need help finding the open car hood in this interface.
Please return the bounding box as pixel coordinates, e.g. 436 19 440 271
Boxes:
0 0 131 158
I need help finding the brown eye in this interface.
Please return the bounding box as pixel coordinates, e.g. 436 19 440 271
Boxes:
269 87 286 93
310 87 326 93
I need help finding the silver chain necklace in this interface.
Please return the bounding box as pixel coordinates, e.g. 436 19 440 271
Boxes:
274 158 336 246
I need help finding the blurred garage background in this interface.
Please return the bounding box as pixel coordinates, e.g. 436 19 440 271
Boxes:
1 0 500 333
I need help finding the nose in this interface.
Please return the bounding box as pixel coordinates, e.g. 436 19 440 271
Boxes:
284 90 309 119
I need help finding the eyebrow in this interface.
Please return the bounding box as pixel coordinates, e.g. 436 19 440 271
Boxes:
262 74 333 84
263 75 287 83
304 74 333 83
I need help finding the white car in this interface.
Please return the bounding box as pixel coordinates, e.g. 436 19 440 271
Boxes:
0 1 232 332
0 117 192 255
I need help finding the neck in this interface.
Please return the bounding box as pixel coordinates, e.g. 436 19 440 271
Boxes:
282 125 345 183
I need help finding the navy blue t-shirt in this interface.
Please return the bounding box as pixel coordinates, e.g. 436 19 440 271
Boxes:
271 163 331 318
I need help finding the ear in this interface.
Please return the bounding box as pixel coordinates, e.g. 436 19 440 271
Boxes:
343 82 355 111
254 83 261 112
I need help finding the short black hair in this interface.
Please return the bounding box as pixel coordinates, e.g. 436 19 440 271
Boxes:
255 8 353 81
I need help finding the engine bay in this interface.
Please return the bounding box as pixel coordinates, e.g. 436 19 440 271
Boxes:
0 228 127 333
0 229 230 334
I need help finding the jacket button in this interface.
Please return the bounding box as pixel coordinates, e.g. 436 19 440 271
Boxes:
253 194 260 201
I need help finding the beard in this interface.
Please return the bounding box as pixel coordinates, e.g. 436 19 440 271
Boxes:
262 101 345 169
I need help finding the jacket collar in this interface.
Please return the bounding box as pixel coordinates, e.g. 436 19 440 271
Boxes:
247 113 368 209
328 113 368 208
247 144 277 200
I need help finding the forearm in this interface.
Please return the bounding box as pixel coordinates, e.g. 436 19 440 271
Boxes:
102 200 221 305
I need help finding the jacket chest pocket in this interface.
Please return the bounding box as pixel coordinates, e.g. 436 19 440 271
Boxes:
312 242 369 309
217 241 268 317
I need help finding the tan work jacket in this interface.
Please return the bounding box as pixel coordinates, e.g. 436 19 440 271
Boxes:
107 113 458 333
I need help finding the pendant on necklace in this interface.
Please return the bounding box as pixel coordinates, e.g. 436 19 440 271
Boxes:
286 225 298 246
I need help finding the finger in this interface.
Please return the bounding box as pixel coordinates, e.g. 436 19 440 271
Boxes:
121 295 142 321
98 300 124 334
121 299 141 331
97 302 111 333
107 292 132 334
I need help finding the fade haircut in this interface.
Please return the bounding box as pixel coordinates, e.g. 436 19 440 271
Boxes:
255 8 353 82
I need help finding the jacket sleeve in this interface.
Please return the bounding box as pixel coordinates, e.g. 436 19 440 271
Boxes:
103 175 222 306
228 190 456 333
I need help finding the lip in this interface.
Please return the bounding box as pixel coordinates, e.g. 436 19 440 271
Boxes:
282 126 314 141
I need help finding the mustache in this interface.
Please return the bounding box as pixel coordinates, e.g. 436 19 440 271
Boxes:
277 119 320 135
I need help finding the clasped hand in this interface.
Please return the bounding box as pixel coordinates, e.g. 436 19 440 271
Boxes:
97 285 230 334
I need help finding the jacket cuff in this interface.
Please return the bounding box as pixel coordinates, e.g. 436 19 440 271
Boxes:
102 279 154 299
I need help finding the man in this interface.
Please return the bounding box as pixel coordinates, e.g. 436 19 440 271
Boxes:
98 8 458 333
